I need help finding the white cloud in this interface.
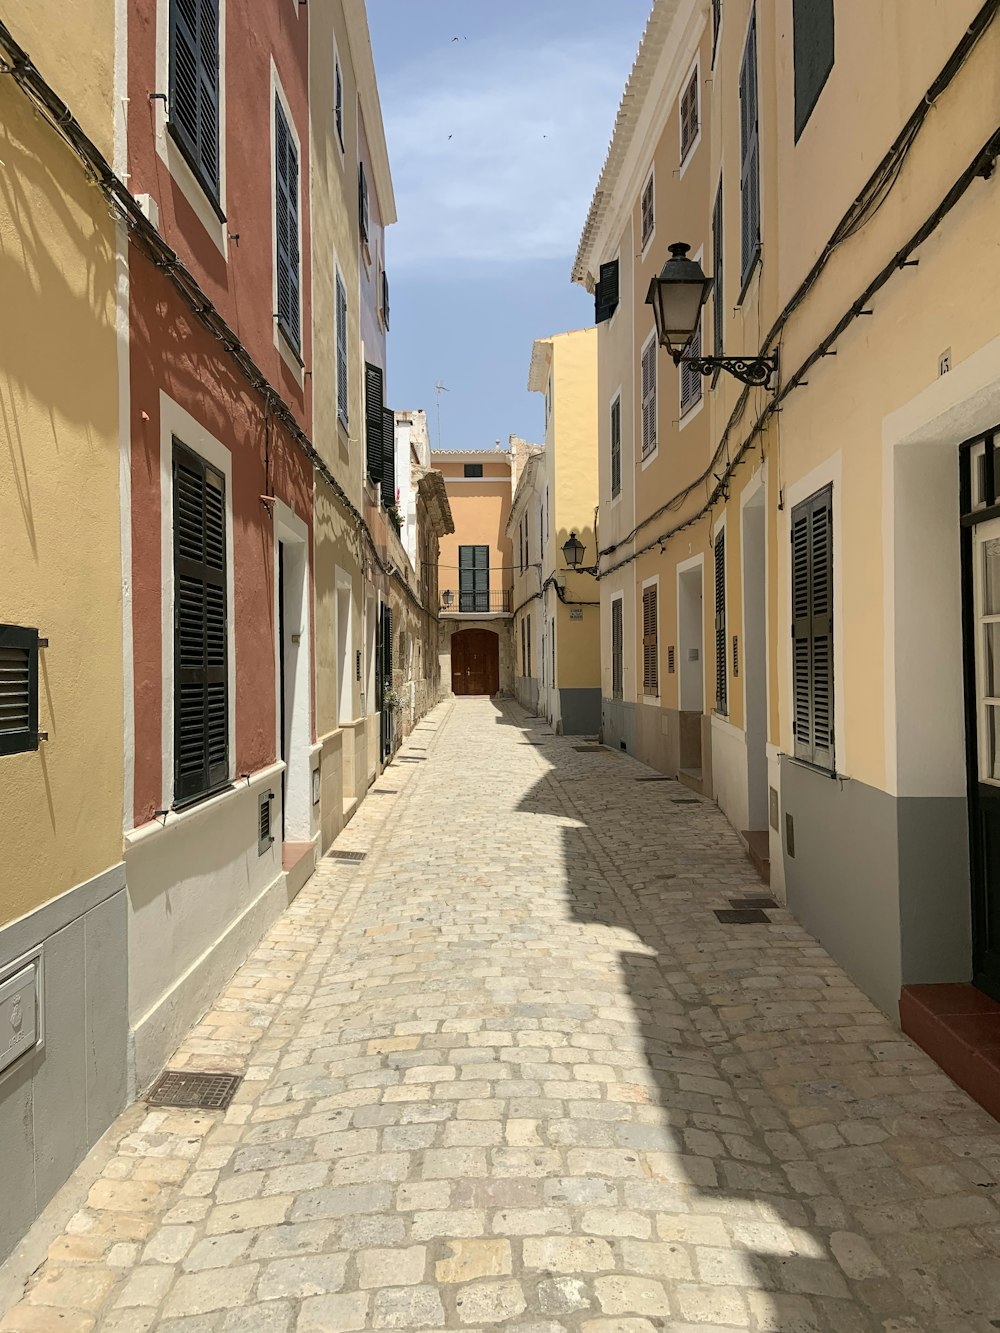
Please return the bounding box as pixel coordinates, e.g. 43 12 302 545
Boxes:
381 35 628 268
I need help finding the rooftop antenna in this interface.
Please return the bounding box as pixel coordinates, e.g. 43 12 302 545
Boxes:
434 382 450 450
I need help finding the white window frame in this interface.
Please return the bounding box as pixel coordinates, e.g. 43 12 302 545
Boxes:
678 54 702 176
271 62 305 385
154 0 229 257
640 166 656 257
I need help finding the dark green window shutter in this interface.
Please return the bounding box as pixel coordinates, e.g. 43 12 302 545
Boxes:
382 407 396 510
610 396 621 499
595 259 619 324
365 361 384 483
336 272 349 426
791 485 834 769
173 440 228 803
611 599 623 701
383 605 393 681
382 271 390 330
793 0 834 140
715 531 727 715
712 0 721 57
712 181 724 362
359 161 369 243
0 625 39 756
459 546 489 612
275 99 300 350
739 12 761 289
169 0 220 198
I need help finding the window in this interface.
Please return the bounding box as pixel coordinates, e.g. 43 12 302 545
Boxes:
539 500 544 558
545 487 549 543
641 335 657 458
681 316 703 414
712 0 722 60
793 0 834 140
275 97 301 352
739 11 761 291
0 625 39 755
641 171 655 249
521 618 526 675
526 615 532 676
595 259 619 324
382 408 396 511
459 546 489 612
336 269 349 428
173 441 228 803
714 530 727 715
464 463 483 478
610 395 621 499
611 599 623 701
365 361 384 483
382 270 390 331
359 161 369 245
712 181 724 369
791 485 834 769
642 585 658 696
680 66 700 162
168 0 221 202
334 52 344 149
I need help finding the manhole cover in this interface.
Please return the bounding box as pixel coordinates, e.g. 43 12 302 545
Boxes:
147 1070 242 1111
328 850 367 862
714 908 770 924
730 897 777 909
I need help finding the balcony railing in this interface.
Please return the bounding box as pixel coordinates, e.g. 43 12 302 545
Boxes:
440 589 512 614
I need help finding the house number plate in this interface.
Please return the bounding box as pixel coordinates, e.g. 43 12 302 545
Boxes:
0 961 38 1074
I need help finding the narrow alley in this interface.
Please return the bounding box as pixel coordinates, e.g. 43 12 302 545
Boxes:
3 699 999 1333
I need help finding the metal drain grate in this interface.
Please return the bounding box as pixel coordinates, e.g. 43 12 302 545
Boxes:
730 897 777 909
572 745 608 753
714 908 770 924
636 775 671 782
672 797 701 804
328 850 367 863
147 1069 242 1111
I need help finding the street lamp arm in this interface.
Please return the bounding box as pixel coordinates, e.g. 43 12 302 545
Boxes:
672 351 778 388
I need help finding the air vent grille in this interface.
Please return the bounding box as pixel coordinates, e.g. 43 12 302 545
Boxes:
258 789 274 856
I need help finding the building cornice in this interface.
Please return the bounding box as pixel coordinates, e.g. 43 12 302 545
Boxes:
528 339 554 394
506 452 545 533
344 5 396 225
415 468 455 537
572 0 704 291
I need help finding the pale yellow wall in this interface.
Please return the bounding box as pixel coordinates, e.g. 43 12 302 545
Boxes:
0 7 122 925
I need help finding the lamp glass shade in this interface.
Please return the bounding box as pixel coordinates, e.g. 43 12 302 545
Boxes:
562 532 585 569
645 242 713 351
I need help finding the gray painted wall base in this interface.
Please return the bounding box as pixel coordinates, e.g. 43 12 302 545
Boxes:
0 862 128 1264
559 688 602 735
780 758 973 1018
601 699 636 754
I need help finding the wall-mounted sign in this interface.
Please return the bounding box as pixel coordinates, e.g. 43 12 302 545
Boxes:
569 607 583 621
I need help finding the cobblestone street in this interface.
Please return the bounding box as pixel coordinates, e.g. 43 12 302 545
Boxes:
4 698 1000 1333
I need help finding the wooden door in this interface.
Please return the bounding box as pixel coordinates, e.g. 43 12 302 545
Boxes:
452 629 499 696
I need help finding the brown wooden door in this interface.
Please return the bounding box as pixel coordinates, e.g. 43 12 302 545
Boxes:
451 629 500 696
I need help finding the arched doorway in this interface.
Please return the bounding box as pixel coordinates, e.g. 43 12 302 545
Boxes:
451 628 500 696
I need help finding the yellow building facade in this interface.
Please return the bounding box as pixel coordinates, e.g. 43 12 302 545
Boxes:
0 6 126 1256
575 0 1000 1039
510 329 601 733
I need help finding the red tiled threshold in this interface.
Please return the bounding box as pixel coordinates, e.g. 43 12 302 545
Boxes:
900 982 1000 1123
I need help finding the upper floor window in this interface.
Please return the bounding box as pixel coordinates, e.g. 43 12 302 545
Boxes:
595 259 619 324
712 181 724 367
739 10 761 292
334 51 345 150
712 0 722 61
464 463 483 478
168 0 221 202
382 270 390 331
0 626 40 755
336 269 349 428
359 161 370 247
680 65 700 163
274 97 301 353
610 394 621 499
680 314 703 415
641 335 657 458
791 485 835 770
641 171 655 250
793 0 834 140
364 361 384 484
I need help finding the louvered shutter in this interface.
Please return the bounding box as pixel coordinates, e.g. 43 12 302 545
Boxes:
382 407 396 511
793 0 835 140
0 625 39 755
713 182 724 362
359 161 369 243
611 600 623 701
382 271 390 330
595 259 619 324
791 486 834 769
169 0 220 197
336 273 349 426
334 57 344 147
275 100 300 351
526 616 532 675
364 362 384 483
681 70 699 159
475 546 489 612
739 13 761 287
610 396 621 499
715 531 727 715
642 586 658 695
712 0 721 55
173 441 228 803
681 321 703 412
641 340 657 456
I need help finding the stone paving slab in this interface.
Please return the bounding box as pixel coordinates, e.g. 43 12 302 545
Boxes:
3 698 1000 1331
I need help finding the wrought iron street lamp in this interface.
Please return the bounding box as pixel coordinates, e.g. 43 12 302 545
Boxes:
562 531 585 570
442 589 453 608
645 242 778 388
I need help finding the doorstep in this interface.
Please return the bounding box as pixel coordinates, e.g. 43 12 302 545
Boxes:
281 840 317 898
741 829 771 885
899 982 1000 1123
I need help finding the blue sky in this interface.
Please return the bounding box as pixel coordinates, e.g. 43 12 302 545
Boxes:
368 0 651 451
